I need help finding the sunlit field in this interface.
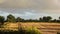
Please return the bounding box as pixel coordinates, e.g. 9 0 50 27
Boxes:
0 22 60 34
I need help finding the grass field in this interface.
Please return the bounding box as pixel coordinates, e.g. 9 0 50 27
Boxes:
0 22 60 34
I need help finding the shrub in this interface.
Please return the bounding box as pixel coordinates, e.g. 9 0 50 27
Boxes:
19 26 42 34
26 27 41 34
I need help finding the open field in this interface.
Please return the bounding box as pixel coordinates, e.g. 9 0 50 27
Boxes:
18 22 60 34
0 22 60 34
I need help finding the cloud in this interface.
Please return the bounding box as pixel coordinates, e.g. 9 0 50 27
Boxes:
0 0 60 19
0 0 60 9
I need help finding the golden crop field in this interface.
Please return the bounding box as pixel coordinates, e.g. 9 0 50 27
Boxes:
0 22 60 34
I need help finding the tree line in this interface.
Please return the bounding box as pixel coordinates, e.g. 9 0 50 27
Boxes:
0 14 60 24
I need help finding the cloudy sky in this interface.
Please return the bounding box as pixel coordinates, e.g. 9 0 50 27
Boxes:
0 0 60 19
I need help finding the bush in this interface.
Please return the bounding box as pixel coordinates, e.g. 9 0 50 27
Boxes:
19 26 42 34
26 27 41 34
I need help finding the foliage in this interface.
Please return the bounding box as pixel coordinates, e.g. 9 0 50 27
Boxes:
26 27 41 34
6 14 16 22
39 16 52 22
19 26 41 34
0 16 5 24
0 14 60 22
16 17 24 22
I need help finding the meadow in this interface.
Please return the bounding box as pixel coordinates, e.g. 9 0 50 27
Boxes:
0 22 60 34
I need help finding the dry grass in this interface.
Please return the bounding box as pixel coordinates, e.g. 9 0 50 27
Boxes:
0 22 18 31
18 22 60 28
18 22 60 34
0 22 60 34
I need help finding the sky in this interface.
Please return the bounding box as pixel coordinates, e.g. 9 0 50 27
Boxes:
0 0 60 19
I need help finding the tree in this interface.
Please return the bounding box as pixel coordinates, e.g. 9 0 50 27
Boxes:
0 16 5 24
16 17 22 22
46 16 52 22
59 17 60 20
39 18 43 22
59 17 60 22
42 16 47 22
42 16 52 22
6 14 16 22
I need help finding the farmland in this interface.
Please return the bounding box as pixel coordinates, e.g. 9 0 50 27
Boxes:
0 22 60 34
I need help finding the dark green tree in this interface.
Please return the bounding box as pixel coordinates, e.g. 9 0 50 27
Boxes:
0 16 5 24
42 16 52 22
42 16 47 22
59 17 60 22
39 18 43 22
46 16 52 22
16 17 22 22
6 14 16 22
59 17 60 19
